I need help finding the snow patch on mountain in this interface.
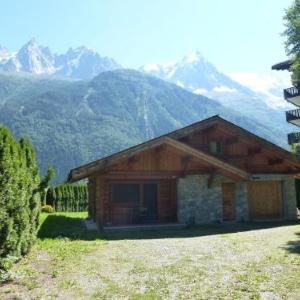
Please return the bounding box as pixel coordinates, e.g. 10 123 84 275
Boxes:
0 39 121 79
213 86 237 93
194 88 208 95
140 50 295 137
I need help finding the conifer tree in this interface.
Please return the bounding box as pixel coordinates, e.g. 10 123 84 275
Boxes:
0 129 40 270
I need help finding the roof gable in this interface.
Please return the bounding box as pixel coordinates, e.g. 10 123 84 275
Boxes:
68 115 300 182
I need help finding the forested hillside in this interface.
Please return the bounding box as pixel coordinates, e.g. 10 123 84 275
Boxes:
0 70 285 183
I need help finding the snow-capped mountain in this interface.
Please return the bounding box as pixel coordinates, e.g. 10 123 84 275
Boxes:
140 51 295 135
0 46 11 62
55 46 120 79
0 39 121 79
227 72 291 109
141 51 291 109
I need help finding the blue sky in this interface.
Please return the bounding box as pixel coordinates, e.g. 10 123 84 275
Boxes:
0 0 293 73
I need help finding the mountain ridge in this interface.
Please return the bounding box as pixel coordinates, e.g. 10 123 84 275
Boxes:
0 38 122 79
0 69 284 183
140 51 295 138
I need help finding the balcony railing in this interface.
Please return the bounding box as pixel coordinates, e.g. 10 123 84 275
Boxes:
286 108 300 122
284 86 300 100
288 132 300 145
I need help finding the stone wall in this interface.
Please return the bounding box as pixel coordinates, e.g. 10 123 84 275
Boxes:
283 177 298 220
177 175 223 224
177 174 297 224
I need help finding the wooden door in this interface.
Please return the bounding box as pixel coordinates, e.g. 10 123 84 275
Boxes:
222 183 235 221
248 181 282 220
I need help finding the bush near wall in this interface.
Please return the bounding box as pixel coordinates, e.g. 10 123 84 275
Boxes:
0 127 40 270
46 184 88 212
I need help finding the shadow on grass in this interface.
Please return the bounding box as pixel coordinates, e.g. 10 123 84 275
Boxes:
284 232 300 254
38 214 300 243
38 214 102 241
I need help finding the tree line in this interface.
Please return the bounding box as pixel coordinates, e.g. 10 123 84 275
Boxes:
46 184 88 212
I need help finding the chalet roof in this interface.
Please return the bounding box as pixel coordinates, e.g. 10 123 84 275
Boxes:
272 60 293 71
68 115 300 182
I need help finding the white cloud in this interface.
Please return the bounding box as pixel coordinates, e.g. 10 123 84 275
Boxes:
193 88 208 95
227 71 291 94
213 86 237 93
227 71 293 109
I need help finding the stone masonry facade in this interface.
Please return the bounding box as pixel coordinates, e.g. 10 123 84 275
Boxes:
177 174 297 224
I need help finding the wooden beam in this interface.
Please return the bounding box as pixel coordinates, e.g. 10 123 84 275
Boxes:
217 121 300 169
164 137 250 180
101 171 180 180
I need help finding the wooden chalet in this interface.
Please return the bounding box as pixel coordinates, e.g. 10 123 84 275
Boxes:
68 116 300 227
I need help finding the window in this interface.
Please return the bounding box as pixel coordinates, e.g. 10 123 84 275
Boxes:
209 141 223 154
112 183 140 203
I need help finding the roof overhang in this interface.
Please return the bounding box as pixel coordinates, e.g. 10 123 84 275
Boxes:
68 136 251 182
68 115 300 183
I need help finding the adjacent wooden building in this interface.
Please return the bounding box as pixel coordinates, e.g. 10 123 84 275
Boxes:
272 59 300 144
68 116 300 227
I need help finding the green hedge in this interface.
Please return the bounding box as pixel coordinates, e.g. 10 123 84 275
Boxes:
46 184 88 212
0 127 40 270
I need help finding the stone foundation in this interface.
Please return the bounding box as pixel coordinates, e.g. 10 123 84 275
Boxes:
177 174 297 225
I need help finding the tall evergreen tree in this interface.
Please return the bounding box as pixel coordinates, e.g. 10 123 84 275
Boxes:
0 129 40 270
39 166 56 206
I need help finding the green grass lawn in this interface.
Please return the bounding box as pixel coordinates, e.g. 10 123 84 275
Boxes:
1 212 300 299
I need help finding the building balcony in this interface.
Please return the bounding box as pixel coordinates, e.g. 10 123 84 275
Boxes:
286 109 300 126
284 86 300 107
288 132 300 145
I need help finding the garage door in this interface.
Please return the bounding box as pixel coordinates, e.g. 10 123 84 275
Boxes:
248 181 283 220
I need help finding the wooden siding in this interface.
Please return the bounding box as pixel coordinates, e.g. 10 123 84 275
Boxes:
248 181 283 220
180 121 300 175
110 146 211 173
99 179 177 225
222 183 235 220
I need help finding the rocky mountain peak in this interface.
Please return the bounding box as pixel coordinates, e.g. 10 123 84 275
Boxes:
0 39 121 79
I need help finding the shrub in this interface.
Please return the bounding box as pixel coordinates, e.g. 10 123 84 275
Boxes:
46 184 88 212
41 205 55 213
0 127 40 270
